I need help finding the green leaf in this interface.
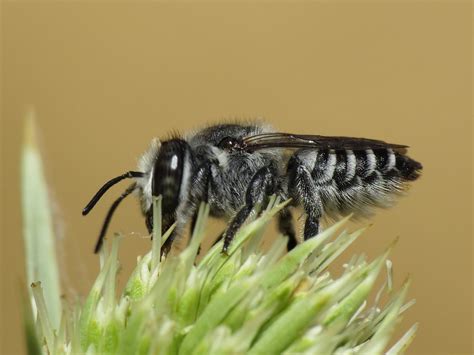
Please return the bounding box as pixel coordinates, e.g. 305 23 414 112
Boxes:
21 111 61 329
249 289 332 354
322 252 387 328
358 278 411 354
386 322 419 355
261 216 351 289
179 276 260 354
22 291 42 355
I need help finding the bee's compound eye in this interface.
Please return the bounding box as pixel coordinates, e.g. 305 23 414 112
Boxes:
218 137 242 151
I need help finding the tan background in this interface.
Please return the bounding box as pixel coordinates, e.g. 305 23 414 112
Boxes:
1 2 472 354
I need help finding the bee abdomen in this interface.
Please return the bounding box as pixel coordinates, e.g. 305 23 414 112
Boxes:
300 147 422 215
393 153 423 181
307 148 422 183
356 148 422 182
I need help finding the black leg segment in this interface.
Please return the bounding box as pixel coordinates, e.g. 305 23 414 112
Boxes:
278 207 298 250
222 166 276 253
150 163 211 257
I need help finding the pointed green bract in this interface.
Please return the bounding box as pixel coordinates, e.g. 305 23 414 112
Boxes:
22 111 62 329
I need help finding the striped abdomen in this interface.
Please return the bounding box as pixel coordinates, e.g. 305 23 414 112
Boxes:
296 148 422 217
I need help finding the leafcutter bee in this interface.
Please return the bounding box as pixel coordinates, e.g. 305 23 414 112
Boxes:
83 122 422 255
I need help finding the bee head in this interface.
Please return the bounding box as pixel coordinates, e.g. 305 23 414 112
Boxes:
82 138 192 253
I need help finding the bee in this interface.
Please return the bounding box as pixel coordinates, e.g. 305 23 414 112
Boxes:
83 122 422 255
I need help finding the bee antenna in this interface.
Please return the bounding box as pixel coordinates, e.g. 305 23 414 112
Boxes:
82 171 145 215
94 183 137 253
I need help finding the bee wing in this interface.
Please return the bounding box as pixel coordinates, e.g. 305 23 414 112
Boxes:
242 133 408 152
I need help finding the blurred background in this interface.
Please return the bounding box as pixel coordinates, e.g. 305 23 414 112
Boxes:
1 2 472 354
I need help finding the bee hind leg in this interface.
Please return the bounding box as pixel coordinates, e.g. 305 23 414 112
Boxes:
222 166 275 254
287 157 323 240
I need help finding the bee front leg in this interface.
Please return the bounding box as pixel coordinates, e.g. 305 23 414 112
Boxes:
222 166 275 254
278 207 298 250
288 157 323 240
161 163 211 257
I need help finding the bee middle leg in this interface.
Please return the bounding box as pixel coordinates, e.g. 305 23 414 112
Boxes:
222 166 275 254
288 157 323 240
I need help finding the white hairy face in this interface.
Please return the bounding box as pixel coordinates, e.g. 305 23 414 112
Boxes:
136 138 161 212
